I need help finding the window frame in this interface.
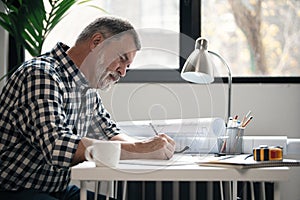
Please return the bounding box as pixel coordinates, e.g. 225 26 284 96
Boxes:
120 0 300 84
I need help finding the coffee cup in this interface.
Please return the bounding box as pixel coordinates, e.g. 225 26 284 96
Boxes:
85 141 121 167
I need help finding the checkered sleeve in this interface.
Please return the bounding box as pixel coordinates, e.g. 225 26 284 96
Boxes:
10 67 81 168
88 92 121 140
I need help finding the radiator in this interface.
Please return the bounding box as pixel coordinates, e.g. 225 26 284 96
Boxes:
114 181 274 200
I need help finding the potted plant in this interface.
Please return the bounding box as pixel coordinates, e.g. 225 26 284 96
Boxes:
0 0 103 81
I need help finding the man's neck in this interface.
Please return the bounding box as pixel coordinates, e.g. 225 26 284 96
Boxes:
67 43 90 68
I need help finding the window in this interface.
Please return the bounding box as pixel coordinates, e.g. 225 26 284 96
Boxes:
202 0 300 81
36 0 182 82
26 0 300 83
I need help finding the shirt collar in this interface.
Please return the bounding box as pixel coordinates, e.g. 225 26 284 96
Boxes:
49 42 90 90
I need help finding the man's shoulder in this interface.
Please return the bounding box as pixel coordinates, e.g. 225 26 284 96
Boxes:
25 54 58 68
17 57 57 78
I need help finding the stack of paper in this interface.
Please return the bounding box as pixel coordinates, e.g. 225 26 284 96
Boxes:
196 154 300 169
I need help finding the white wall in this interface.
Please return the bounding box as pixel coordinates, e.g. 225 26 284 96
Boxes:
99 83 300 199
99 83 300 138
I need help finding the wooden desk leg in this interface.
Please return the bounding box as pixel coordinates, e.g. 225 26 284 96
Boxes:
80 181 87 200
273 182 280 200
207 181 213 200
190 181 196 200
250 181 255 200
228 181 232 200
94 181 101 200
156 181 162 200
232 181 237 200
173 182 179 200
106 181 110 200
260 182 266 200
122 181 127 200
219 181 224 200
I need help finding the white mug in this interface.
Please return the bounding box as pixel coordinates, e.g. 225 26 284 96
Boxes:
85 141 121 167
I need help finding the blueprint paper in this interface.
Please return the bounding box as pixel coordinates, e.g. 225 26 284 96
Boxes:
118 118 226 153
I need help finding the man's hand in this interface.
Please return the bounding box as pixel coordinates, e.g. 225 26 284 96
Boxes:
71 137 97 166
119 133 176 160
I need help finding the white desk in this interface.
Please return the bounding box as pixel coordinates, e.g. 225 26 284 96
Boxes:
71 155 289 200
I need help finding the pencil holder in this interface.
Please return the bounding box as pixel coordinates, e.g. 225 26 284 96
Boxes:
217 127 244 155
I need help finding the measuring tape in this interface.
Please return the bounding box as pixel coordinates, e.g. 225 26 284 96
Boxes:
253 145 283 161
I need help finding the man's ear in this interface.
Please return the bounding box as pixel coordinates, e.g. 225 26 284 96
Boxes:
90 33 105 49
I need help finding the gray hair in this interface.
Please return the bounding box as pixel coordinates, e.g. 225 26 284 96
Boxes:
76 16 141 50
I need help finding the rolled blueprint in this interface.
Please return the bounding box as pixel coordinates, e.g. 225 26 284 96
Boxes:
118 118 226 153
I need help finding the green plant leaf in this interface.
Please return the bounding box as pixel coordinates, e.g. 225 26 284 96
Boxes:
0 13 13 33
87 5 107 13
24 0 46 53
0 0 106 79
46 0 77 34
15 0 44 55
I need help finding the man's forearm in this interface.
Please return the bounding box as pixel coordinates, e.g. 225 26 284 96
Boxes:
117 135 175 160
110 133 138 142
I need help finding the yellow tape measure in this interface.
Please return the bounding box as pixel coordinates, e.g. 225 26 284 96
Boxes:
253 145 283 161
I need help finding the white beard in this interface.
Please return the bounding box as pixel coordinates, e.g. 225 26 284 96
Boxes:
79 42 122 90
97 72 113 91
95 54 120 91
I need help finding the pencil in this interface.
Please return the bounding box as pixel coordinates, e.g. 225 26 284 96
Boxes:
242 116 253 127
220 140 227 153
242 110 251 125
149 123 159 135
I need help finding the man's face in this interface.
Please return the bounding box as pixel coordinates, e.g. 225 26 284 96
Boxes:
96 49 136 90
86 34 137 90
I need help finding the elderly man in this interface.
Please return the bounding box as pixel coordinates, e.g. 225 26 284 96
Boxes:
0 16 175 200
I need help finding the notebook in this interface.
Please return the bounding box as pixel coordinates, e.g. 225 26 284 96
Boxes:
196 154 300 169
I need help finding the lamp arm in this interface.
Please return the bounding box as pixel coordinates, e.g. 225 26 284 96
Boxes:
208 50 232 121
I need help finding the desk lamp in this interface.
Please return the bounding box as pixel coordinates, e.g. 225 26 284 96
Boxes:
181 37 232 121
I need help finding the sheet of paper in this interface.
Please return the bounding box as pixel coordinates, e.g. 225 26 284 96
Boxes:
118 118 226 153
119 154 204 166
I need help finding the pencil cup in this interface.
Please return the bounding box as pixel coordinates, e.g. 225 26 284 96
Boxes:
217 127 244 155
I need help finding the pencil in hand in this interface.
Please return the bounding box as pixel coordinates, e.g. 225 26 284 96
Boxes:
149 123 159 135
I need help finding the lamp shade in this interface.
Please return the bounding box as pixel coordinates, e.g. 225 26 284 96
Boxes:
181 38 214 84
181 37 232 121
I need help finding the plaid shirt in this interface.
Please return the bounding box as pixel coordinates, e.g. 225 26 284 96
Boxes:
0 42 120 192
